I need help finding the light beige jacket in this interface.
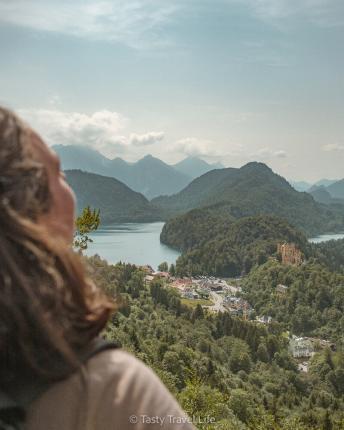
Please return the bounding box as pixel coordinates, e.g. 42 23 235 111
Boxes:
25 349 195 430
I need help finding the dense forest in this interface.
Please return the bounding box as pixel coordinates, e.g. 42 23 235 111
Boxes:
66 169 163 223
162 214 310 277
242 260 344 344
154 162 344 236
311 239 344 274
160 208 235 252
87 256 344 430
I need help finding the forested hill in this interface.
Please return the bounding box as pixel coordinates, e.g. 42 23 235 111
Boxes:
162 214 310 277
242 259 344 343
66 170 162 224
153 162 344 236
90 257 344 429
160 207 236 252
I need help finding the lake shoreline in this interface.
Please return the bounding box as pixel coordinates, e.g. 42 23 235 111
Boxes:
85 221 344 268
84 222 180 269
308 232 344 243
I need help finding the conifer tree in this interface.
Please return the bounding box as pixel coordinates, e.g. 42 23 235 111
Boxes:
73 206 100 251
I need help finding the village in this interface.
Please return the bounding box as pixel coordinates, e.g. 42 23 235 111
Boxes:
141 265 254 317
141 255 336 374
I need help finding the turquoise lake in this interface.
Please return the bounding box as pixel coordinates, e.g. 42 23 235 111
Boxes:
309 233 344 243
84 222 180 269
84 222 344 269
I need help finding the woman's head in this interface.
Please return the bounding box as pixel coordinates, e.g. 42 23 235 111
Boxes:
0 107 113 384
0 109 75 242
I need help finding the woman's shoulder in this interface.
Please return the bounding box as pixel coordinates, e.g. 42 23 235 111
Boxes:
27 349 195 430
86 348 162 398
87 347 146 380
86 348 166 394
85 348 195 429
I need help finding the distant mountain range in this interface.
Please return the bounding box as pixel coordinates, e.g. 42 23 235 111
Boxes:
54 145 222 199
291 178 338 192
327 179 344 199
60 145 344 235
308 179 344 205
290 181 312 192
173 156 224 179
308 187 335 205
153 162 344 236
65 170 162 224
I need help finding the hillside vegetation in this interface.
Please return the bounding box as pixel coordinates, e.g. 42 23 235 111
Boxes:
66 170 162 223
87 257 344 430
162 214 310 277
242 259 344 343
312 238 344 273
154 162 344 236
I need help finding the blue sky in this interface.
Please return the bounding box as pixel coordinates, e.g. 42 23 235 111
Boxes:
0 0 343 181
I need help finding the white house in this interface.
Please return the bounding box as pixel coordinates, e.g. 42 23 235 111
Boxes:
289 336 314 358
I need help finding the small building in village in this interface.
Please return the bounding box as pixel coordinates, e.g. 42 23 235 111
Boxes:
170 278 193 292
152 271 170 279
276 284 288 295
144 275 155 283
223 296 252 319
199 279 223 291
289 336 314 358
256 315 272 324
182 290 199 300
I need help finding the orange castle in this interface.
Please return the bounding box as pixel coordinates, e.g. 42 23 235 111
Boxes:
277 243 303 266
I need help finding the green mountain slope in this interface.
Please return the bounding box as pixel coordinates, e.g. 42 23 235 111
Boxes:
160 207 235 252
162 214 309 277
154 162 344 236
65 170 162 224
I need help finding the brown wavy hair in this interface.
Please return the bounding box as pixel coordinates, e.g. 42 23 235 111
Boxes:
0 107 114 385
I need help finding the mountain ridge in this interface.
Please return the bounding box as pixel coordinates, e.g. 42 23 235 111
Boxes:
54 145 224 199
173 156 224 179
153 162 344 236
65 169 163 224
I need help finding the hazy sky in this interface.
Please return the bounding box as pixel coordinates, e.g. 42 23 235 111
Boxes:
0 0 343 181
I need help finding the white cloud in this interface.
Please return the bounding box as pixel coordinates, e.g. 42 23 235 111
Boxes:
322 143 344 152
275 150 287 158
252 147 287 160
129 131 164 146
0 0 180 49
19 108 164 157
174 137 223 158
